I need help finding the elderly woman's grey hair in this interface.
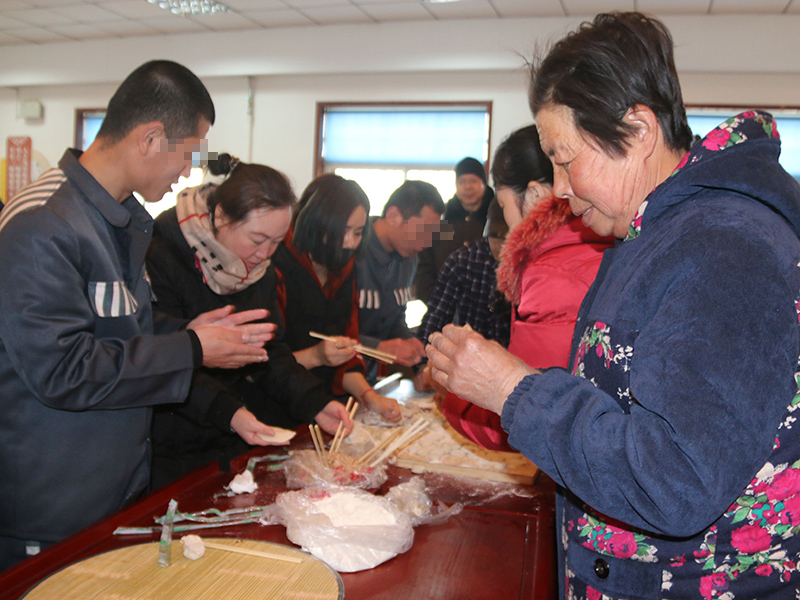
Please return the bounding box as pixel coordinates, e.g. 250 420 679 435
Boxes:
529 12 694 158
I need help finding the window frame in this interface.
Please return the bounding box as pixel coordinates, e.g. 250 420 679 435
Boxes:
74 108 106 151
314 101 493 178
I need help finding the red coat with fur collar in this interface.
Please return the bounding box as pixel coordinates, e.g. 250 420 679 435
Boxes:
442 196 612 451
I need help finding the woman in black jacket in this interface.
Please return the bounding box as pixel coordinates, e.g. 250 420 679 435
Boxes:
146 155 352 488
272 174 401 422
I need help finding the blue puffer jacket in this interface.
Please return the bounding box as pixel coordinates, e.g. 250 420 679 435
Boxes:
503 112 800 599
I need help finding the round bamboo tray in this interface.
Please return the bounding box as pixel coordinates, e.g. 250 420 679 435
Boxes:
21 538 344 600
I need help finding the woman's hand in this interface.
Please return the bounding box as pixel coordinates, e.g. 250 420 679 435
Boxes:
377 337 425 367
193 327 270 368
362 389 402 422
314 400 354 436
230 408 289 446
316 337 358 367
426 324 536 415
413 364 434 392
293 338 357 370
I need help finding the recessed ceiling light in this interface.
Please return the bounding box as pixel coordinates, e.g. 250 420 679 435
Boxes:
148 0 230 16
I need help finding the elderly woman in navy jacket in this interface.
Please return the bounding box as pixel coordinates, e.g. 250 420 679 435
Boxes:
428 12 800 599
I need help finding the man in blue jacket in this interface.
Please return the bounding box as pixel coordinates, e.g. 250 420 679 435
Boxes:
0 60 273 571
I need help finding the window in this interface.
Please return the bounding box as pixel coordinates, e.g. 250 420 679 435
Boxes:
75 109 106 151
686 106 800 180
316 102 492 214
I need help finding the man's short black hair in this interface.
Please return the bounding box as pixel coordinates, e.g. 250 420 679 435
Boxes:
382 180 445 220
96 60 215 143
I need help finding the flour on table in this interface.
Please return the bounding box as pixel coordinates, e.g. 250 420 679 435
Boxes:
313 490 397 528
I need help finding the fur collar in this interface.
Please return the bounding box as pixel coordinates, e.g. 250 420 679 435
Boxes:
496 195 574 305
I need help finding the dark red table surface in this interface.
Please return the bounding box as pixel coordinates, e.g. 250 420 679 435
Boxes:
0 428 557 600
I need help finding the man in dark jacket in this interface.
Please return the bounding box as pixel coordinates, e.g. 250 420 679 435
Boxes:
0 61 272 571
357 180 444 380
413 157 494 305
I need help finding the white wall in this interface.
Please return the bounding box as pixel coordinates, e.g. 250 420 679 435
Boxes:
1 15 799 196
0 68 536 194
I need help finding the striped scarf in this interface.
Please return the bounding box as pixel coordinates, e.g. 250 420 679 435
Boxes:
175 184 269 295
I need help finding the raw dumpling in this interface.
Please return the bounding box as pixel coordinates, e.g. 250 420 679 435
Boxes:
258 427 297 443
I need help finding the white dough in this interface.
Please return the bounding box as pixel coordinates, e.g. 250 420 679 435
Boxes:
181 535 205 560
257 427 296 443
313 491 396 528
229 469 257 494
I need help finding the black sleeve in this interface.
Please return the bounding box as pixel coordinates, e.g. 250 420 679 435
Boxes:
413 246 437 305
247 280 332 423
146 232 245 431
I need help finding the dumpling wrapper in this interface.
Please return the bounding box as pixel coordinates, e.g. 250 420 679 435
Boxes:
258 427 297 444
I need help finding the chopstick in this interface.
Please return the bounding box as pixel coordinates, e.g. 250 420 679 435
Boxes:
188 539 304 564
368 417 429 468
357 427 404 465
309 331 396 364
373 371 402 391
309 423 328 467
329 397 358 456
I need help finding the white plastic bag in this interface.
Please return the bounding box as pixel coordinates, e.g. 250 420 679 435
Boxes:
262 486 413 572
384 476 463 526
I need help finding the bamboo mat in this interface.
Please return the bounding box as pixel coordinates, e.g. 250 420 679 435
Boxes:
22 539 344 600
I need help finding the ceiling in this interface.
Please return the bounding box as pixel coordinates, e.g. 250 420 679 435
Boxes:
0 0 797 47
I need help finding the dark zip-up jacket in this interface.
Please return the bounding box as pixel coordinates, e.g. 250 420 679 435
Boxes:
0 149 195 543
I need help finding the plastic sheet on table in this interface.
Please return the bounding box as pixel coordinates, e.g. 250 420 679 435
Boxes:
283 449 388 490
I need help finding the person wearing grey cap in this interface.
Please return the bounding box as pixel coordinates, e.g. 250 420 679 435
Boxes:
413 156 495 305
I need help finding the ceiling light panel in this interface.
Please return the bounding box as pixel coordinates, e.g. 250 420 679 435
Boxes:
148 0 230 16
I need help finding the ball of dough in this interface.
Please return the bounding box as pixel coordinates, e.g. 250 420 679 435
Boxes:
182 535 205 560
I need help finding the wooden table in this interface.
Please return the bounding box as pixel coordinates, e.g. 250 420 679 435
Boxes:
0 422 556 599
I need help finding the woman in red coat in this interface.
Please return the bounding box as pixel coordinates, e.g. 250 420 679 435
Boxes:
442 125 613 450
